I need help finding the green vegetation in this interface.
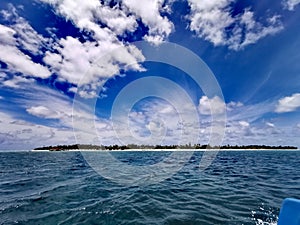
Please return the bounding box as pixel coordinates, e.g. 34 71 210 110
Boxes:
33 143 298 151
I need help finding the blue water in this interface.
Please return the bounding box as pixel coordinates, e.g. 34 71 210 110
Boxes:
1 150 300 224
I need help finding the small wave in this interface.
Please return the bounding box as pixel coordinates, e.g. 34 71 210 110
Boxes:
251 204 278 225
255 219 277 225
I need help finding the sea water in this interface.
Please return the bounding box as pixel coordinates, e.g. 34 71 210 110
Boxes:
1 150 300 224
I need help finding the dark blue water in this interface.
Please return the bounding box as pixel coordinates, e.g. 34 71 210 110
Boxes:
1 150 300 225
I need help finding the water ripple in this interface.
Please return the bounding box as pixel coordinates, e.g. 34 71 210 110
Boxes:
1 151 300 224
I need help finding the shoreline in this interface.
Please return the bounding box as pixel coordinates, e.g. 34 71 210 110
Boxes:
30 148 299 152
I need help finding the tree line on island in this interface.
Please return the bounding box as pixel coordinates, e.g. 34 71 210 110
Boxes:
33 143 298 151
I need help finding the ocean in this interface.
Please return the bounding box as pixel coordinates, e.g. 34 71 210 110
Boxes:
1 150 300 225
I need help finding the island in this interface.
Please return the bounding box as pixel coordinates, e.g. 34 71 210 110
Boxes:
33 144 298 151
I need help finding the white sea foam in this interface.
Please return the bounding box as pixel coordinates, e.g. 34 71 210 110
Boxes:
255 219 277 225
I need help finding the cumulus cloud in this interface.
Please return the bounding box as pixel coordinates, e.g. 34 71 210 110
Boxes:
0 2 146 98
188 0 234 46
20 88 291 148
1 79 298 148
40 0 173 46
187 0 283 50
40 0 133 37
224 117 288 146
0 44 51 79
275 93 300 113
227 101 243 111
16 85 73 123
106 91 203 146
198 96 226 115
122 0 174 45
218 99 286 145
0 24 15 45
219 98 300 147
43 36 145 97
37 0 152 97
95 3 137 35
26 106 61 119
38 0 106 38
128 99 179 143
283 0 300 10
0 7 51 80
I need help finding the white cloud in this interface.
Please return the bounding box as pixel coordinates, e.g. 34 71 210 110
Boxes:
26 106 61 119
275 93 300 113
39 0 104 37
266 122 275 128
0 1 174 96
43 36 145 97
0 44 51 79
228 100 274 122
220 100 278 144
0 82 98 148
1 5 49 55
122 0 174 45
234 12 283 50
40 0 173 45
39 0 139 39
283 0 300 10
0 72 6 80
0 8 51 79
0 24 16 45
95 3 137 35
2 76 34 88
37 1 113 41
0 111 76 150
218 99 300 147
198 96 226 115
12 17 48 55
13 83 114 145
161 0 176 14
224 119 283 146
227 101 243 111
239 121 250 127
68 86 78 93
1 80 299 148
0 84 80 149
188 0 234 46
127 99 181 144
21 88 295 148
106 90 203 146
187 0 283 50
17 85 73 120
0 2 145 97
37 0 150 97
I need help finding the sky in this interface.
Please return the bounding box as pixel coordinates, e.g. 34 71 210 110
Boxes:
0 0 300 150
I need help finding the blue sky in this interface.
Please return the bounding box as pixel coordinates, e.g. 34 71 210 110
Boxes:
0 0 300 150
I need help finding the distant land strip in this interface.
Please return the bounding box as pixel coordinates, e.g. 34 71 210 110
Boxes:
33 144 298 151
